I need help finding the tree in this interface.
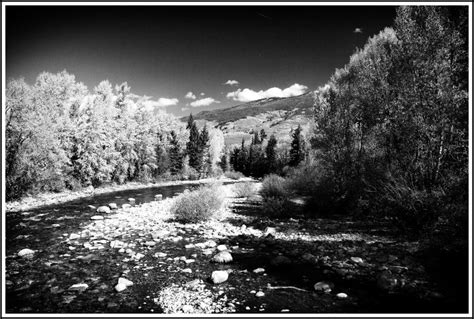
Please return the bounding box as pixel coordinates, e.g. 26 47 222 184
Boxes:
199 125 210 176
168 130 183 175
289 125 305 167
265 134 278 173
186 114 202 171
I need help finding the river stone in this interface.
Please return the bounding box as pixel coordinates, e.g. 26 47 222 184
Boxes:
314 281 333 293
90 215 104 220
145 241 156 247
108 203 118 210
336 292 348 299
270 255 292 267
211 270 228 284
128 198 135 202
182 305 194 313
69 233 81 240
18 248 35 257
155 194 163 201
216 244 227 251
264 227 277 236
69 283 88 292
377 271 398 290
212 251 233 263
256 291 265 297
253 268 265 274
97 206 111 214
350 257 364 264
122 203 132 209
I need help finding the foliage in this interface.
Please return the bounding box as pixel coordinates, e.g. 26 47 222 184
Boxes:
260 174 288 200
289 125 305 167
224 170 244 180
233 182 257 198
261 197 293 218
171 184 225 223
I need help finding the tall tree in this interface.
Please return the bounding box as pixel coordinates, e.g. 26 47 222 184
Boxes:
168 130 183 175
289 125 305 167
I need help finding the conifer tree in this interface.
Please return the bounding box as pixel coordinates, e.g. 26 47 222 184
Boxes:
168 130 182 175
289 125 305 167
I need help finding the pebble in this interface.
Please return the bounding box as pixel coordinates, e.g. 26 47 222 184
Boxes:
128 198 135 202
68 283 88 292
185 259 195 264
253 268 265 274
18 248 35 257
281 309 290 312
155 252 167 258
96 206 111 214
69 233 80 240
256 291 265 297
90 215 104 220
350 257 364 264
245 306 251 310
182 268 192 273
336 292 348 299
185 243 195 249
314 281 332 293
122 203 131 209
145 241 156 246
212 251 233 263
216 244 227 251
108 203 118 209
211 270 229 284
182 305 194 313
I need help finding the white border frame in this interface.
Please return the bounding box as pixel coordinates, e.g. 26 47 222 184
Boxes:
1 1 472 318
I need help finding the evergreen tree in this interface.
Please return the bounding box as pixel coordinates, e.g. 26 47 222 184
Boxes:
260 129 267 142
168 130 182 175
199 124 210 176
186 114 201 171
289 125 305 167
265 134 277 173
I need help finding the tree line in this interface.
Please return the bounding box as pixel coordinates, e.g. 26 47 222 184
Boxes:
5 76 224 201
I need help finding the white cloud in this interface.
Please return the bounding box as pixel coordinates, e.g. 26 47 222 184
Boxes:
226 83 308 102
353 27 363 33
181 107 190 112
200 92 205 96
225 79 239 86
141 97 179 110
190 97 220 107
185 91 196 99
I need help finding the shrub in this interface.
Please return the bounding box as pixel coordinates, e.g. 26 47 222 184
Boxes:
233 182 256 198
260 174 288 200
171 184 225 223
261 197 293 218
224 170 244 180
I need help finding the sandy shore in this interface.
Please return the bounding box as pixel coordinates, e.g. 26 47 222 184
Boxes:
4 176 251 213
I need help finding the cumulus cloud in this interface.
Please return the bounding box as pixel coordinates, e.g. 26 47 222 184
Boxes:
185 91 196 99
190 97 220 107
226 83 308 102
200 92 205 96
353 27 363 33
225 79 239 86
181 107 190 112
142 97 179 110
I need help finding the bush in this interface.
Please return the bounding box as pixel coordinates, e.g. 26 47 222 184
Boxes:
261 197 293 218
260 174 288 200
171 184 225 223
224 170 244 180
233 182 256 198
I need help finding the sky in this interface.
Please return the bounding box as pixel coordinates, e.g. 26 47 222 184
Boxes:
6 5 397 116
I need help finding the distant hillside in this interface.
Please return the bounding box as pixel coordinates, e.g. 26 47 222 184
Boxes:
181 92 315 147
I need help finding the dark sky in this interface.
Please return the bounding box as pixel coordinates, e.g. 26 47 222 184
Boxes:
6 5 397 116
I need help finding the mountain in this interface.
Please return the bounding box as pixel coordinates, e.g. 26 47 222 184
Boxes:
182 92 316 147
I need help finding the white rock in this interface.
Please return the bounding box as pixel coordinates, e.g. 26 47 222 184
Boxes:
351 257 364 264
205 240 217 248
184 259 195 264
118 277 134 287
216 244 227 251
185 243 195 249
122 204 132 209
264 227 276 236
18 248 35 257
281 309 290 312
96 206 111 214
108 203 118 210
253 268 265 274
145 241 156 246
115 283 127 292
128 198 135 202
90 215 104 220
256 291 265 297
336 292 348 299
182 268 192 273
212 251 233 263
69 283 88 291
314 281 332 293
155 252 167 258
211 270 228 284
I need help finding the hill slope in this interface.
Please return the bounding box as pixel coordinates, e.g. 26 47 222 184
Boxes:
182 92 315 147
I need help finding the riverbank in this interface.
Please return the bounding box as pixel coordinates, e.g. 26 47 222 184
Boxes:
5 176 252 213
6 182 460 314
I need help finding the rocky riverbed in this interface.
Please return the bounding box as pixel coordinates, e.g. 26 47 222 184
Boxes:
5 182 463 313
